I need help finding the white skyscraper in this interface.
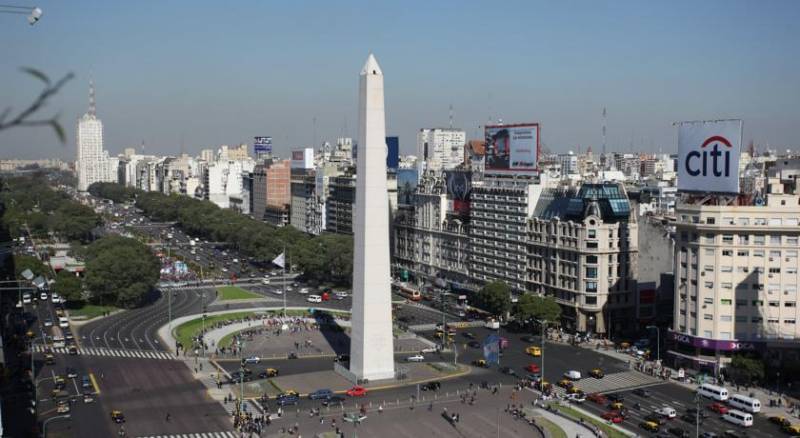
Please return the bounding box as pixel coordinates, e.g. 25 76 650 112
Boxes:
77 81 112 191
417 128 466 174
349 54 395 381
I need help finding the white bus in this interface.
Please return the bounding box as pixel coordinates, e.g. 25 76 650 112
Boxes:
727 394 761 413
722 409 753 427
697 383 729 401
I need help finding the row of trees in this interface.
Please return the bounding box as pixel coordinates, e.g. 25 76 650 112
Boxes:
1 174 100 242
89 182 354 286
473 280 562 325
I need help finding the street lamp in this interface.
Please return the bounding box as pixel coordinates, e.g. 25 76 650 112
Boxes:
533 318 547 389
0 4 42 25
646 325 660 363
41 413 70 437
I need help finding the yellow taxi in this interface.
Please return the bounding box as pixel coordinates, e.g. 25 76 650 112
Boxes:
784 423 800 434
640 420 659 432
589 368 604 379
526 346 541 357
557 378 573 388
567 386 582 394
471 359 489 368
610 401 624 410
281 390 299 398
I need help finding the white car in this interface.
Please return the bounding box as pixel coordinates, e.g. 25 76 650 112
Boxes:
271 289 283 295
406 354 425 362
421 347 437 354
58 317 69 329
655 406 676 418
566 393 586 403
51 293 61 303
43 318 53 327
298 288 310 295
243 356 261 364
262 278 270 285
334 291 348 299
22 293 32 304
564 370 582 380
39 292 48 300
307 295 322 303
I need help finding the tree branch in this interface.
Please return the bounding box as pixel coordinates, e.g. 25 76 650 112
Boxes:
0 68 74 143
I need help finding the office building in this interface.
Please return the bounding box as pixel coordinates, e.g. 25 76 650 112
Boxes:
417 128 466 173
76 81 113 191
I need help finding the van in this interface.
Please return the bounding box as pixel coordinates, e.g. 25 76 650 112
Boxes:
307 295 322 303
53 337 65 348
697 383 729 401
722 409 753 427
727 394 761 413
58 316 69 329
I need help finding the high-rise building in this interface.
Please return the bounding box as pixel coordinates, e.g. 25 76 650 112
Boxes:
527 183 639 334
417 128 466 174
251 159 291 222
669 170 800 373
326 175 356 235
290 170 318 234
76 81 113 191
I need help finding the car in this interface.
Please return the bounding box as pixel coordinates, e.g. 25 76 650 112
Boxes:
467 340 481 349
567 386 583 395
633 388 651 397
44 353 55 365
526 346 541 356
40 292 48 300
54 376 66 390
43 318 53 327
262 279 270 285
298 287 309 294
609 401 624 411
83 391 95 403
655 406 677 418
68 345 78 355
406 354 424 362
421 381 441 391
602 411 625 423
557 378 573 388
640 421 660 432
56 399 70 413
500 366 516 376
668 427 690 438
525 363 541 373
471 359 489 368
307 295 322 303
564 370 582 380
589 368 604 379
588 393 608 405
258 368 279 378
708 402 728 414
566 392 586 403
680 413 703 424
65 367 78 378
271 289 283 295
244 356 261 364
769 415 791 426
783 423 800 435
686 407 709 419
111 410 126 423
346 386 367 397
309 389 333 400
462 332 476 339
644 414 668 425
421 347 438 353
81 375 92 389
534 380 551 391
321 395 346 407
276 394 299 406
607 393 624 403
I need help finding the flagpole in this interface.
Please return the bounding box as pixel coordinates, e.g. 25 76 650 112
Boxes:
282 246 286 318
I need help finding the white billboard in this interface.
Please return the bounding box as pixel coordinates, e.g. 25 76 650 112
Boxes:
291 148 314 169
484 123 539 172
677 119 742 194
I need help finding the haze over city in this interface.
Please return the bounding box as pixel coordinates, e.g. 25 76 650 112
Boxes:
2 0 800 160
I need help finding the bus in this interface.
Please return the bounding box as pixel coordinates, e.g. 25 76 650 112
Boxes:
393 283 421 301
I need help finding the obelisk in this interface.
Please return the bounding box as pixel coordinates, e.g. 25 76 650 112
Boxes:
349 54 395 381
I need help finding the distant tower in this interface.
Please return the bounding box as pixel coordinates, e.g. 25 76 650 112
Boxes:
349 54 395 381
76 80 111 191
601 107 607 171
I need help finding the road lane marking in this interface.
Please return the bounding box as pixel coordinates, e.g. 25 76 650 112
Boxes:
89 372 101 394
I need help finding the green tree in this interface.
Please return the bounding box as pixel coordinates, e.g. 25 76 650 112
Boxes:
84 236 160 308
513 294 562 324
474 281 512 317
54 270 83 303
14 254 46 278
728 355 765 384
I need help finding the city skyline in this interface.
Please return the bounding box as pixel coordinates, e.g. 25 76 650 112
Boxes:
1 1 799 161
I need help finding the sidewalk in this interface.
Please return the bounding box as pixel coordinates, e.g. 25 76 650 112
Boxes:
577 339 800 419
531 407 593 438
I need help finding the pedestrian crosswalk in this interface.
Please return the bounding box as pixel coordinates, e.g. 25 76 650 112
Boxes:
551 370 662 396
33 344 176 360
137 432 237 438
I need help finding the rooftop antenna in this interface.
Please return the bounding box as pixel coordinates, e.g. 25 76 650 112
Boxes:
312 116 317 148
140 140 145 154
449 104 454 129
601 107 607 170
88 78 96 117
180 132 185 156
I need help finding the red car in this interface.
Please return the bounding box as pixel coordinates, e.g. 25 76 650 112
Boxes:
708 402 728 414
588 393 608 405
602 411 625 423
346 386 367 397
525 364 541 373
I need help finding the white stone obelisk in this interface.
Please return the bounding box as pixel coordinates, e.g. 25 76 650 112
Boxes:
349 54 395 381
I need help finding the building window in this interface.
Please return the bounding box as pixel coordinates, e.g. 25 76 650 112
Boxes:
722 250 733 257
703 330 713 338
586 255 598 264
585 296 597 305
788 237 799 246
771 235 782 245
754 235 765 245
770 267 781 274
768 318 779 324
704 265 714 272
586 281 597 293
720 315 732 322
588 229 596 239
786 319 797 325
736 299 747 307
735 316 748 323
754 218 767 226
752 300 763 306
722 283 733 289
752 317 763 323
703 297 713 304
785 302 796 307
770 250 781 259
722 234 733 244
703 314 713 320
737 266 749 273
585 267 597 278
721 299 732 305
754 250 764 257
705 248 715 256
721 266 733 273
587 242 598 249
704 281 714 288
737 218 750 226
737 250 749 257
707 217 716 224
738 235 749 245
719 332 731 340
769 301 780 307
705 234 715 244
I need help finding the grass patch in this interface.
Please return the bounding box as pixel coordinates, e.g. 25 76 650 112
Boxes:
550 404 629 438
535 415 567 438
68 304 118 320
216 286 261 301
174 311 254 348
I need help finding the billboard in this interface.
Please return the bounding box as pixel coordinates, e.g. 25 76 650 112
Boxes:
291 148 314 169
484 123 539 171
254 136 272 155
444 170 472 215
386 136 399 170
677 119 742 194
397 168 419 205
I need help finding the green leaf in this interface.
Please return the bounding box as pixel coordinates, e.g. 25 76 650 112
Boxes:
20 67 51 85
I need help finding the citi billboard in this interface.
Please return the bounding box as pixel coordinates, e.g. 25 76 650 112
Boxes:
677 119 742 194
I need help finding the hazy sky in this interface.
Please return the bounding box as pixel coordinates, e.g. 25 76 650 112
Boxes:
1 0 799 160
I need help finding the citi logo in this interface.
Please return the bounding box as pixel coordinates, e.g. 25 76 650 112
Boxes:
685 135 733 177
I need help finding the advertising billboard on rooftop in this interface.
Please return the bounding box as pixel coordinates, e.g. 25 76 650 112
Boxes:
254 136 272 155
484 123 539 172
677 119 742 194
